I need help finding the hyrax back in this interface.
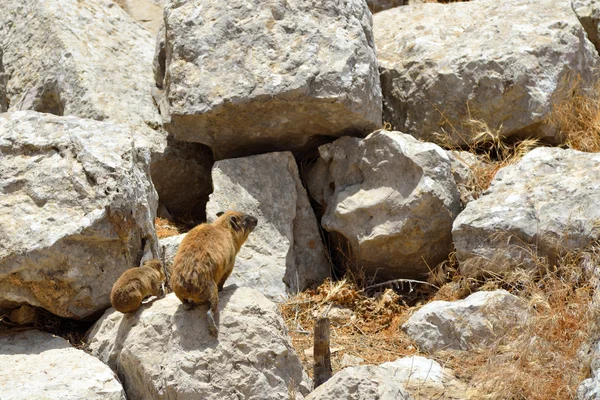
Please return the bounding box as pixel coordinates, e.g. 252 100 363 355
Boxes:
110 259 166 313
171 211 258 335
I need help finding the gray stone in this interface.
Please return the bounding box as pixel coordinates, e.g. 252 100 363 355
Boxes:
0 47 6 113
0 0 161 129
306 130 461 280
374 0 600 145
161 0 382 159
206 152 330 299
0 330 125 400
572 0 600 54
87 288 309 400
0 111 158 319
453 147 600 275
402 290 527 352
448 150 482 206
306 355 469 400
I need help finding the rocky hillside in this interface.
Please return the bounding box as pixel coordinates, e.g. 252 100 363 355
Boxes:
1 0 600 399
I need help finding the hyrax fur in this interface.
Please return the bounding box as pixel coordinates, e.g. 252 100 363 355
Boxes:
171 211 258 336
110 259 166 313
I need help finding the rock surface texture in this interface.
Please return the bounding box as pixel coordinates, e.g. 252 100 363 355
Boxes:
206 151 330 299
160 0 382 159
307 130 460 280
0 330 125 400
453 147 600 275
403 290 527 353
0 0 161 129
115 0 166 34
367 0 406 13
306 355 468 400
374 0 600 144
87 288 309 400
572 0 600 54
0 111 158 319
0 47 6 113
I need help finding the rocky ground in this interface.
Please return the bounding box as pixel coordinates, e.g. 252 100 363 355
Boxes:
2 0 600 399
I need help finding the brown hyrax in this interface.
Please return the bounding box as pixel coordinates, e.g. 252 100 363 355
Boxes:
171 210 258 336
110 259 167 313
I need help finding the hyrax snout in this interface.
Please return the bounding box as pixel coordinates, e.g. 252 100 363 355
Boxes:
110 259 167 314
170 210 258 336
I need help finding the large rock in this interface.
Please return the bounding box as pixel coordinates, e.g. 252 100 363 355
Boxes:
579 341 600 399
572 0 600 55
453 147 600 275
306 130 461 280
0 111 159 319
206 151 330 299
403 290 527 353
159 0 382 159
0 330 125 400
87 288 309 400
114 0 166 34
374 0 600 145
306 355 469 400
0 0 161 129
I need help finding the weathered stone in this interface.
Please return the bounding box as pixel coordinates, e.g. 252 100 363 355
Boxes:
87 288 310 400
0 0 161 129
340 353 365 368
0 330 125 400
402 290 527 352
453 147 600 275
9 305 36 325
114 0 166 34
572 0 600 55
161 0 382 159
206 152 330 299
367 0 406 13
579 341 600 399
448 150 482 206
150 135 213 221
306 130 460 280
0 111 158 319
374 0 600 145
159 233 185 276
306 355 469 400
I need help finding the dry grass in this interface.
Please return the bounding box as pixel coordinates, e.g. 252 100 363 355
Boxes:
155 217 186 238
550 75 600 153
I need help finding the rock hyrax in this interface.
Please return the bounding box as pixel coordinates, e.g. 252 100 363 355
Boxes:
110 259 166 313
170 210 258 335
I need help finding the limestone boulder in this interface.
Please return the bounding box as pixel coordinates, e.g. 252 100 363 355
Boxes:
572 0 600 54
306 130 461 280
0 0 161 129
114 0 166 34
0 111 159 319
0 330 125 400
579 341 600 399
0 47 6 113
206 152 330 299
86 288 310 400
160 0 382 159
374 0 600 145
402 290 527 353
306 355 469 400
453 147 600 275
448 150 481 206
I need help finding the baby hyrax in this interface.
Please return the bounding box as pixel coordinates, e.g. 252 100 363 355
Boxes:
110 259 166 313
171 210 258 336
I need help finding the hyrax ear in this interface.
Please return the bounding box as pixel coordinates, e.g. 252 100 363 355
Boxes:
216 211 225 217
229 215 242 232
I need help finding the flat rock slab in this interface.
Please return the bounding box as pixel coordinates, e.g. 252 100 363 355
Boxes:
403 290 527 353
160 0 382 159
0 330 125 400
206 151 330 299
453 147 600 275
87 288 309 400
306 130 460 280
0 0 161 129
374 0 599 144
0 111 158 319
